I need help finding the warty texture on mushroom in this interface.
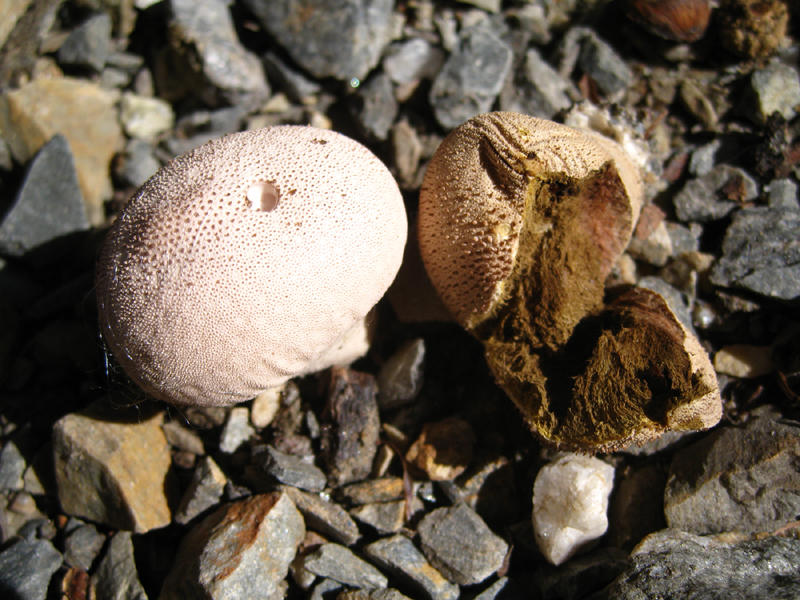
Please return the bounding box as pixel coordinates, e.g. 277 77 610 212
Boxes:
418 112 721 452
96 126 407 407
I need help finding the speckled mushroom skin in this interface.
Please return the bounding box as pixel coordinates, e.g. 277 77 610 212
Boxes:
418 112 720 452
97 126 407 407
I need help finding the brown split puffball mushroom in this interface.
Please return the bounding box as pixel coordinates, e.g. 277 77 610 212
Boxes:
418 112 721 452
97 126 407 407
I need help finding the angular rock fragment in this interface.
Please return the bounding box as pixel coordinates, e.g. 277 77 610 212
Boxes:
53 405 172 533
301 543 388 590
159 492 305 600
339 477 405 505
174 456 227 524
243 0 395 82
0 538 62 600
364 535 459 600
377 338 426 410
282 486 361 546
255 445 327 492
500 48 572 119
90 531 148 600
350 499 412 535
601 529 800 600
219 407 254 454
532 454 614 565
337 589 412 600
673 165 757 223
63 519 106 570
406 418 475 481
665 412 800 535
417 503 508 585
57 13 112 72
321 368 380 487
709 206 800 301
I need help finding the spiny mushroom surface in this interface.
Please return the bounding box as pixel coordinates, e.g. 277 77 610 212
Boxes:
97 126 407 407
418 112 720 452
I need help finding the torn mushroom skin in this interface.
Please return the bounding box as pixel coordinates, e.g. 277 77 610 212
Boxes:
418 112 721 452
97 126 407 408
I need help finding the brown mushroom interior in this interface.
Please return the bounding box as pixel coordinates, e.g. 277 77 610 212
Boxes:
472 164 715 451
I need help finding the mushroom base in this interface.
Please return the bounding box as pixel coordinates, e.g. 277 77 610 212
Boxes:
471 163 720 452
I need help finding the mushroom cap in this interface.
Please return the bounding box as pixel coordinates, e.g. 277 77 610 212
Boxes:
97 126 407 407
418 111 643 329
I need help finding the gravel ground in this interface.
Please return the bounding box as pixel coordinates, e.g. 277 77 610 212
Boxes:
1 1 799 599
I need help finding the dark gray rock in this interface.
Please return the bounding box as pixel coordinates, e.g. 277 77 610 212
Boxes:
600 529 800 600
282 486 361 546
637 277 694 333
500 48 573 119
430 23 513 130
437 455 518 525
255 445 326 492
364 535 459 600
321 369 381 487
63 519 106 570
159 493 305 600
0 134 88 258
262 52 322 103
244 0 395 82
473 577 520 600
0 538 62 600
337 589 412 600
353 72 397 140
58 13 112 72
168 0 269 109
417 503 508 586
767 178 799 209
383 39 444 86
536 548 630 600
310 578 343 600
608 465 667 551
577 33 632 99
115 139 160 188
174 456 227 524
301 543 388 589
709 206 800 300
378 338 425 410
0 440 25 491
90 531 148 600
350 499 408 534
749 59 800 124
673 165 758 223
665 222 701 256
665 413 800 535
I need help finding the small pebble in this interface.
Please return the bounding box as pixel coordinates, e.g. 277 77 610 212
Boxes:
174 455 227 524
350 499 410 534
713 345 773 378
219 406 255 453
162 420 205 455
0 538 62 600
57 13 112 72
406 418 476 481
89 531 148 600
282 486 361 546
378 338 426 410
119 92 175 140
254 445 327 492
749 59 800 124
339 477 405 505
63 520 106 570
301 542 388 590
251 386 282 429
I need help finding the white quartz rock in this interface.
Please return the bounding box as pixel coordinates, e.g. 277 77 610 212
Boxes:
532 453 615 565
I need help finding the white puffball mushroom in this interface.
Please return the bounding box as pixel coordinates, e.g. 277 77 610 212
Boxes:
96 126 407 407
532 453 615 566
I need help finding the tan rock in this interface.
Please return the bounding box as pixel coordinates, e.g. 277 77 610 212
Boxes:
0 76 123 224
714 345 773 378
53 405 172 532
406 418 475 481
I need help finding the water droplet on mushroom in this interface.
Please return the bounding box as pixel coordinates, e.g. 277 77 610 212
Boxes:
247 181 279 211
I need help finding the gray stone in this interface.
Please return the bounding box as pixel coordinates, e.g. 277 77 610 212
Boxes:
749 59 800 124
665 413 800 535
437 455 518 525
500 48 572 119
310 578 343 600
417 503 508 586
339 477 405 505
0 538 62 600
709 206 800 300
255 445 326 492
673 164 758 223
0 440 25 491
168 0 269 108
378 338 425 410
608 465 666 551
90 531 148 600
391 120 423 189
63 520 106 570
58 13 112 72
337 589 412 600
665 222 700 256
262 52 322 103
536 548 629 600
161 420 205 455
321 368 381 487
282 486 361 546
364 535 459 600
688 139 720 176
159 493 305 600
301 543 388 589
637 277 694 333
219 407 254 453
601 529 800 600
577 33 632 99
350 499 407 534
473 577 517 600
353 72 397 140
244 0 394 82
115 138 160 188
0 134 88 257
430 23 513 130
628 221 672 267
383 38 444 86
52 406 172 533
174 456 227 524
767 178 799 209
